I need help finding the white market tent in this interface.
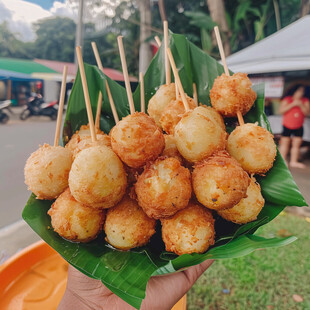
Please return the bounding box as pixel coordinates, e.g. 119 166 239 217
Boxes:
226 16 310 74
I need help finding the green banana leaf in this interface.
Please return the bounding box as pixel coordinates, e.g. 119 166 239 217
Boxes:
22 32 307 310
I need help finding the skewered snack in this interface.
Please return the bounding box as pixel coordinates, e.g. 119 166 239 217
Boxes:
174 106 227 163
48 188 105 242
159 96 196 135
227 123 277 174
192 151 250 210
147 83 176 127
162 135 183 163
194 105 226 131
104 195 156 250
135 157 192 219
161 202 215 255
69 145 127 209
210 72 257 117
110 112 165 168
218 177 264 224
24 144 72 200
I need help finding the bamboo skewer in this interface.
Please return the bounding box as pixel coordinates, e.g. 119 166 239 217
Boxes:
193 83 198 106
164 21 171 85
117 36 135 115
91 41 119 125
154 36 161 47
54 65 68 147
95 92 103 129
214 26 244 126
166 48 190 112
76 46 97 142
139 72 145 113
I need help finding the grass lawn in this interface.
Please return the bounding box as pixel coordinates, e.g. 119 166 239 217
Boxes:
187 211 310 310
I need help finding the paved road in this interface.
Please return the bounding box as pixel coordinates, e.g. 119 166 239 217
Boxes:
0 111 56 228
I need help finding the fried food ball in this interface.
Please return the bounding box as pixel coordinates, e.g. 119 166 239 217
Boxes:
174 107 227 163
161 202 215 255
135 157 192 219
210 73 257 117
159 96 196 135
72 134 111 159
147 83 176 128
104 195 156 250
192 151 250 210
69 145 127 209
110 112 165 168
162 135 183 163
218 177 264 224
195 105 226 131
65 124 103 153
48 188 104 242
24 144 72 200
227 123 277 174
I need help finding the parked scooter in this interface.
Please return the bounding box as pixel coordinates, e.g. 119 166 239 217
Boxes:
0 100 12 124
20 94 58 121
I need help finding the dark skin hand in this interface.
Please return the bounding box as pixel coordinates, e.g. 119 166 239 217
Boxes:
58 260 214 310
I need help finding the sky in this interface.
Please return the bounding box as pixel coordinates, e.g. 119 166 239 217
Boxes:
0 0 76 41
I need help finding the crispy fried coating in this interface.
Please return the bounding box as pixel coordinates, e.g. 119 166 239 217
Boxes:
210 73 257 117
65 124 103 153
192 151 250 210
195 105 226 131
159 96 196 135
24 144 72 200
147 83 176 128
174 107 227 163
161 202 215 255
69 145 127 209
162 135 183 163
104 195 156 250
218 177 264 224
135 157 192 219
48 188 105 242
227 123 277 174
110 112 165 168
72 134 111 159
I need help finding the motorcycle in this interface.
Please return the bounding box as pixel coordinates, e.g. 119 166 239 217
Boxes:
0 100 12 124
20 94 58 121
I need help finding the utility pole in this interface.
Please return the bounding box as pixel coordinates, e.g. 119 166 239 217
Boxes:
75 0 84 66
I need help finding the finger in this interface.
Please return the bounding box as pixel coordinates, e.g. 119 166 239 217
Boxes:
182 259 214 286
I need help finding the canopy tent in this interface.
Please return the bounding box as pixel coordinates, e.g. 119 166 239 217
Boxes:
0 69 42 82
226 16 310 74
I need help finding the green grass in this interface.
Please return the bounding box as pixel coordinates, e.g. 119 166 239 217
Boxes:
187 212 310 310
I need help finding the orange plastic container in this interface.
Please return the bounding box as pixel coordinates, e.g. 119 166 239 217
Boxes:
0 240 186 309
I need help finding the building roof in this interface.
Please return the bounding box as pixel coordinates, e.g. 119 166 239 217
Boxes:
226 16 310 74
0 69 42 82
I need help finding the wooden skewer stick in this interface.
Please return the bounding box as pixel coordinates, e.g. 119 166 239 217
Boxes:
91 41 119 124
175 80 179 98
54 65 68 146
95 92 102 129
214 26 244 126
166 48 190 112
139 72 145 113
117 36 135 115
154 36 161 47
76 46 97 142
164 21 171 85
193 83 198 106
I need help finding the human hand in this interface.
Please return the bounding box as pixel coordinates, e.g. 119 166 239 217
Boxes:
58 260 214 310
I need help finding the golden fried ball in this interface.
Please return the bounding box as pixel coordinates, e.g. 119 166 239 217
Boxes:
210 73 257 117
174 107 227 163
48 188 104 242
162 135 183 163
65 124 103 153
159 96 196 135
135 157 192 219
218 177 265 224
195 105 226 131
24 144 72 200
227 123 277 174
69 145 127 209
72 134 111 159
161 202 215 255
110 112 165 168
147 83 176 128
192 151 250 210
104 195 156 250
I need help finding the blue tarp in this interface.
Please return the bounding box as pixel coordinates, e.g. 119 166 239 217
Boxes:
0 69 42 82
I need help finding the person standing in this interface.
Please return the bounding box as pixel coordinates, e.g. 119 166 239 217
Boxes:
279 85 310 168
